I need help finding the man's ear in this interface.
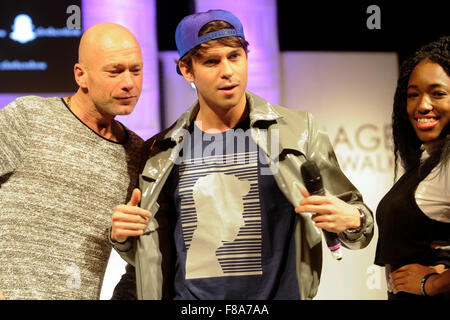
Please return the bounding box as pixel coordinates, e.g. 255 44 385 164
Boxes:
178 61 194 83
74 63 88 89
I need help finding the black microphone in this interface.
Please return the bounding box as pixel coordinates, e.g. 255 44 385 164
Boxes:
301 160 342 260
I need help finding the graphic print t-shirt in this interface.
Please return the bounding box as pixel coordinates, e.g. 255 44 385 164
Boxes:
165 119 299 299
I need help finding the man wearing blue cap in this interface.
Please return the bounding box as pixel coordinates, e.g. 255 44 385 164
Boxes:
110 9 373 300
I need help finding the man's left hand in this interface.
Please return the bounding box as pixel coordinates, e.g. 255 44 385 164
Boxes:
295 188 361 233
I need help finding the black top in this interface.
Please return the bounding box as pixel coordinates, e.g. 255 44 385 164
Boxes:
375 164 450 269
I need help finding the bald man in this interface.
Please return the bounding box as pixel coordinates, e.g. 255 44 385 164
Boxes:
0 23 145 299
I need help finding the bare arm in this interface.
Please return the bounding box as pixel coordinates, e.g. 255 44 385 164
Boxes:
390 263 450 296
426 268 450 296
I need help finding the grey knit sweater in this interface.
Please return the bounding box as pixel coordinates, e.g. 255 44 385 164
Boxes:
0 96 144 299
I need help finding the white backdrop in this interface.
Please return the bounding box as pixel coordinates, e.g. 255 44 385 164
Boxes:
281 51 398 299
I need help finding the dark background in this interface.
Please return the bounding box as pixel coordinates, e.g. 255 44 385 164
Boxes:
0 0 82 92
1 1 448 92
156 1 449 65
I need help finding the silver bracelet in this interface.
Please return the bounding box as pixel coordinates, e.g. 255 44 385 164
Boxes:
420 272 438 296
346 208 365 233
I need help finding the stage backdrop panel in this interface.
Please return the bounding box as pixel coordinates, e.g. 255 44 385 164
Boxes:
281 51 398 299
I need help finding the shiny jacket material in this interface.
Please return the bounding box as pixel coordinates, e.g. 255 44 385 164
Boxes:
112 91 374 300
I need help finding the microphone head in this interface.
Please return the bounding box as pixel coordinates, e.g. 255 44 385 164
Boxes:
301 160 324 194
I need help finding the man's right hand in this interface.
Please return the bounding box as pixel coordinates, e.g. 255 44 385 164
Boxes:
111 188 152 243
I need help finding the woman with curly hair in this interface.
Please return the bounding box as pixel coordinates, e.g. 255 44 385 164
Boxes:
375 36 450 300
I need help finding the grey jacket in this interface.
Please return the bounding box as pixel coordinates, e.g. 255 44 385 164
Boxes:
111 91 374 300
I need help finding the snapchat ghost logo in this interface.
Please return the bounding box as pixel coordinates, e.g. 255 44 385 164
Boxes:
9 14 36 44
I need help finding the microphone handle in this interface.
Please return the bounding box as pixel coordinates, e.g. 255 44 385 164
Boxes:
310 189 343 261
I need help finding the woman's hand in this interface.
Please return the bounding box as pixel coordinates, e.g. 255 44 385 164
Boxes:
390 263 447 295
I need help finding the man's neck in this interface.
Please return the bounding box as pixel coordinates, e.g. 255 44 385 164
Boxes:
195 98 248 133
65 92 125 142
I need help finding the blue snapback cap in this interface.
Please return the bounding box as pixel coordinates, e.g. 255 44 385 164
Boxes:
175 9 246 59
